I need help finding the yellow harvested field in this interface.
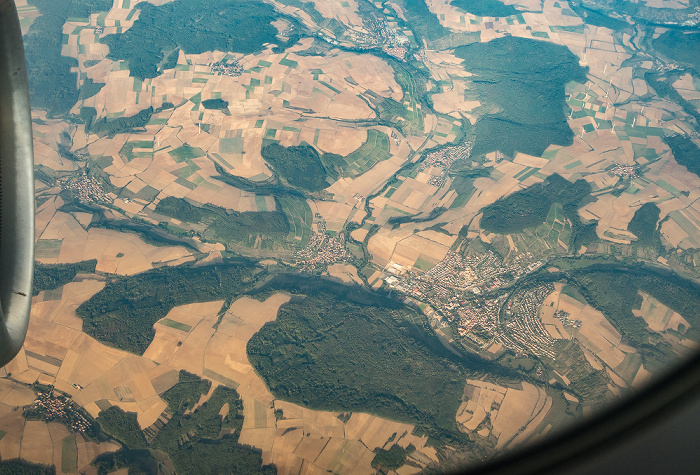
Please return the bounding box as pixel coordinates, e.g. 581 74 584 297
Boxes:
138 398 168 429
539 287 569 338
582 347 605 371
272 451 305 475
317 127 368 156
456 380 506 434
37 212 193 274
491 382 544 450
308 0 364 30
632 365 653 389
673 74 700 103
167 321 216 376
633 292 689 333
510 394 552 448
238 427 277 458
345 412 428 454
367 226 416 264
274 401 345 440
75 45 403 200
457 378 559 449
314 438 374 474
389 179 438 212
574 305 624 367
661 217 691 248
327 263 363 285
417 229 458 248
292 436 329 465
0 380 36 407
0 409 25 460
314 201 355 233
367 232 399 265
76 435 121 473
19 421 54 466
542 286 630 371
327 151 409 206
47 423 72 471
606 367 627 388
430 83 480 118
513 153 550 168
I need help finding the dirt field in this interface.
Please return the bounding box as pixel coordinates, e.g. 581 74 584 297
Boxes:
491 382 546 449
539 284 635 384
456 380 506 433
456 379 554 451
36 212 193 274
633 292 689 333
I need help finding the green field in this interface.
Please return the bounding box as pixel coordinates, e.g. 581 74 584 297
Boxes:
414 255 438 271
378 64 424 136
169 145 205 162
119 140 154 162
61 436 78 473
160 318 192 332
561 284 586 303
341 130 393 176
277 195 312 246
509 203 572 256
34 239 63 259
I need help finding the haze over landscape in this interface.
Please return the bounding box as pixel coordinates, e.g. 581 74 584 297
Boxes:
2 0 700 473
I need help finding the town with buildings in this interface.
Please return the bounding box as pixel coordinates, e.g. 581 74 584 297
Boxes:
383 246 548 354
555 309 581 328
423 141 473 170
211 58 242 77
610 164 638 178
343 28 382 49
294 221 353 272
500 284 557 359
342 5 415 60
24 389 93 434
62 173 110 203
